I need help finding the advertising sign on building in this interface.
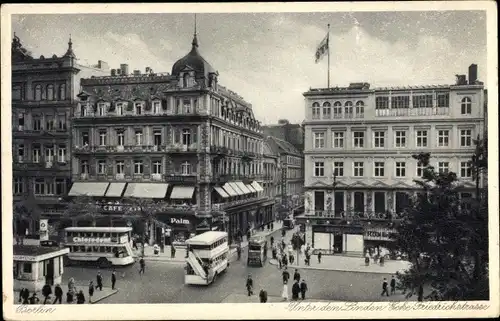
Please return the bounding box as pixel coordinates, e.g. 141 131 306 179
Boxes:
171 218 190 225
364 228 397 241
39 219 49 241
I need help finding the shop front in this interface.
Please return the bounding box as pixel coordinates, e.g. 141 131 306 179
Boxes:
156 215 197 247
311 224 364 255
363 226 397 256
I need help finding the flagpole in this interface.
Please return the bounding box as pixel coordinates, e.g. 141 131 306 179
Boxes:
327 24 330 88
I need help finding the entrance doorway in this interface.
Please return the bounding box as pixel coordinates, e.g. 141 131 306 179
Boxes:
45 259 54 286
333 234 343 253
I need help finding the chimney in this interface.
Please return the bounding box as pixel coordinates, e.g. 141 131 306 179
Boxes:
468 64 478 85
111 69 116 76
120 64 129 75
116 69 121 75
145 67 150 74
133 70 141 76
455 74 467 86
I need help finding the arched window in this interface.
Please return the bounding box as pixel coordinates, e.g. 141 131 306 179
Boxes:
47 85 54 100
355 101 365 118
34 85 42 101
312 102 320 119
312 102 320 107
345 101 353 118
59 84 66 100
333 101 342 118
461 97 471 115
322 102 331 119
182 73 189 88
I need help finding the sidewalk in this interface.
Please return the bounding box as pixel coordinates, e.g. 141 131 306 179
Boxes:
14 283 118 305
221 293 334 303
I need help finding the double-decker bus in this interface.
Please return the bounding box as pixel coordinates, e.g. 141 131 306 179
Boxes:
63 227 134 267
184 231 229 285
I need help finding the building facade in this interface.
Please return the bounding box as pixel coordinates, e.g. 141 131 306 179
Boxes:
261 140 280 222
262 119 304 152
69 32 272 245
11 34 108 236
299 65 485 254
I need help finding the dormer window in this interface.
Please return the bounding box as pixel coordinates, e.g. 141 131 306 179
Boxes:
135 102 143 115
116 102 123 115
98 103 106 116
81 104 88 117
153 101 161 114
182 73 189 88
183 99 191 114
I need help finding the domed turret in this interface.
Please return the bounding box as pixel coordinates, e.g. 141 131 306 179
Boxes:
171 31 216 78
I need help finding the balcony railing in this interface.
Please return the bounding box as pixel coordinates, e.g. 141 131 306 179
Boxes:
14 161 70 171
303 210 404 220
166 144 198 153
165 174 197 183
74 145 168 153
375 107 450 117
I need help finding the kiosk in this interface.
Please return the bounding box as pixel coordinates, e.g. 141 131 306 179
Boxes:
13 245 70 292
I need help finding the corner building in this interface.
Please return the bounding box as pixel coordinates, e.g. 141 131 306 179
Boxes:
70 33 271 245
299 65 485 255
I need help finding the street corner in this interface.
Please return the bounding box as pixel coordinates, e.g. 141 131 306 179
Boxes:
90 287 119 304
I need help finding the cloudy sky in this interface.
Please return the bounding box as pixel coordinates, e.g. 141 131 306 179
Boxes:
12 11 487 124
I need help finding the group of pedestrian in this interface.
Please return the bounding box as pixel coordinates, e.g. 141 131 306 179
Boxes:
381 276 397 297
281 268 308 301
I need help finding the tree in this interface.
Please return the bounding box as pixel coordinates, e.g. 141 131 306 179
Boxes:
13 195 41 243
392 151 489 301
63 195 104 227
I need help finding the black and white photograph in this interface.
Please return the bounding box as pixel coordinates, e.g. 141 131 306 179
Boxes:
1 2 498 320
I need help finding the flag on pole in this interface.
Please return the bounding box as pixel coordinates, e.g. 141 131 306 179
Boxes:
315 33 329 63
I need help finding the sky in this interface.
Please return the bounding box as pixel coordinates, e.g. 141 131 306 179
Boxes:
11 11 487 124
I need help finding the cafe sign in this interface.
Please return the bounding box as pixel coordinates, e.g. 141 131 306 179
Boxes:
73 237 112 243
171 218 190 225
364 228 397 241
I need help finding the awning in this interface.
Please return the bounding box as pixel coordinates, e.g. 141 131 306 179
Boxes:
234 181 252 194
251 181 264 192
222 183 238 197
68 182 110 197
228 182 244 195
245 184 257 193
214 186 230 198
123 183 168 198
170 186 195 199
105 182 126 197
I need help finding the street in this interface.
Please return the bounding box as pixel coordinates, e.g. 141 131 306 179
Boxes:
62 228 402 303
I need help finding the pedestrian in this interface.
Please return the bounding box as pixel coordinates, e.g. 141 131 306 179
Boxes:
300 279 308 300
390 275 396 295
139 257 145 274
292 279 300 300
132 237 138 250
96 271 103 291
68 277 75 294
19 288 30 304
246 273 254 296
53 284 63 304
259 289 268 303
66 290 74 304
41 283 52 304
281 229 286 238
270 236 274 247
381 278 389 297
282 267 290 284
171 245 176 258
76 290 85 304
272 247 277 260
271 222 274 230
289 252 295 265
278 253 282 269
237 244 241 260
282 253 288 269
293 269 301 283
153 244 160 255
281 239 286 250
246 229 251 241
318 251 322 264
281 280 289 301
111 269 117 290
29 292 40 304
88 281 95 303
417 285 424 302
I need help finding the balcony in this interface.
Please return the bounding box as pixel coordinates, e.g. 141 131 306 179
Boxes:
13 161 69 172
13 129 69 137
12 99 72 108
210 146 229 156
212 174 234 183
375 107 450 117
165 174 197 183
74 145 167 154
166 144 198 154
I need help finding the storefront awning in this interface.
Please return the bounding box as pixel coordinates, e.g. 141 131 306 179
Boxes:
123 183 168 199
228 182 245 195
214 186 230 198
170 186 195 199
68 182 110 197
234 181 252 194
245 184 257 193
105 182 126 197
251 181 264 192
222 183 238 197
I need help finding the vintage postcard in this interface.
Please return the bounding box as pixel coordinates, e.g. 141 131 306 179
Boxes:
1 2 498 320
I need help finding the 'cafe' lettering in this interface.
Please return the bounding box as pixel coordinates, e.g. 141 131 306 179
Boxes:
73 237 112 243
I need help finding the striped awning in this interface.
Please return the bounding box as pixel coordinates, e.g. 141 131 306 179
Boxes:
251 181 264 192
214 186 230 198
228 182 244 195
245 184 257 193
170 186 195 199
68 182 110 197
105 182 126 197
234 181 252 194
123 183 168 198
222 183 238 197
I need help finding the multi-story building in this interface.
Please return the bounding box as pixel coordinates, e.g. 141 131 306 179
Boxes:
262 119 304 152
265 136 305 218
261 140 280 222
69 32 273 245
299 64 485 255
11 34 108 236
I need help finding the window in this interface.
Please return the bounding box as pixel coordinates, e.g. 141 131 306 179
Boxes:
99 131 107 146
461 97 471 115
58 145 66 162
416 162 425 177
395 162 406 177
374 162 385 177
98 103 106 116
375 96 389 109
395 130 407 147
59 84 66 100
81 104 88 117
98 160 106 174
153 101 161 114
57 115 66 130
391 96 410 109
13 85 22 101
34 178 45 195
153 161 162 174
355 101 364 117
344 101 353 118
81 160 89 174
34 85 42 101
23 263 32 274
135 102 143 115
82 132 89 146
416 130 428 148
333 162 344 177
135 130 143 145
437 130 450 147
314 162 324 177
437 93 449 107
460 161 472 178
353 132 364 148
438 162 449 174
17 113 25 129
134 160 144 174
47 85 54 100
333 132 344 148
353 162 364 177
55 179 65 195
314 132 325 149
32 146 41 163
116 103 123 115
333 102 342 118
154 130 162 146
460 129 472 147
46 118 55 131
116 161 124 174
183 99 192 114
322 102 331 119
373 131 385 148
412 94 433 108
182 129 191 145
33 116 42 131
14 177 24 194
17 144 25 161
117 131 124 146
46 179 54 195
312 102 320 119
181 161 192 175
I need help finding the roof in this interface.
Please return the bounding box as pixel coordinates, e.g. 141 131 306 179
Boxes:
13 245 63 257
266 136 302 157
186 231 227 245
262 140 278 157
171 34 216 77
65 227 132 233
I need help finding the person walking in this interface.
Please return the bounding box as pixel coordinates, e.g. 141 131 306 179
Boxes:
237 244 242 260
96 271 103 291
66 289 74 304
381 278 389 297
390 276 396 295
318 251 322 264
282 267 290 284
171 245 176 258
278 252 282 269
259 289 268 303
246 273 254 296
41 283 52 304
29 292 40 304
139 257 146 274
88 281 95 303
111 269 117 290
293 269 301 283
282 253 288 269
76 290 85 304
281 229 286 238
53 284 63 304
19 288 30 304
270 236 274 247
132 237 138 250
281 280 289 301
68 277 76 294
300 279 308 300
292 280 300 301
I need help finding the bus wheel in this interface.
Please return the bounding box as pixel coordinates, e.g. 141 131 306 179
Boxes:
98 257 110 268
